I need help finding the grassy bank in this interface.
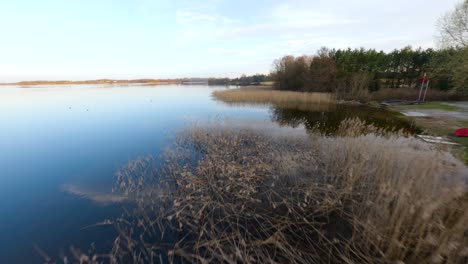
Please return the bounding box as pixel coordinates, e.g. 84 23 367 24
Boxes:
386 102 468 164
77 119 468 264
366 88 466 102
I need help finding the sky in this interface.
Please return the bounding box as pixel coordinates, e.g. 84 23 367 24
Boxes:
0 0 460 82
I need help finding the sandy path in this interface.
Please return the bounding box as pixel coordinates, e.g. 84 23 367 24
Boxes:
401 102 468 120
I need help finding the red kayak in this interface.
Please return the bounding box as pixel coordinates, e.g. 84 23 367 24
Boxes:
454 128 468 137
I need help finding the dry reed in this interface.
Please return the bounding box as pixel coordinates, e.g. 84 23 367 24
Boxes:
69 120 468 263
212 87 335 111
69 119 468 263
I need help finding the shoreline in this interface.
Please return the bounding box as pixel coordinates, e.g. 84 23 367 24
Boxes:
383 102 468 164
0 79 209 86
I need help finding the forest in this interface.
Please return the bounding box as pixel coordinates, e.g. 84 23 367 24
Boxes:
271 46 468 98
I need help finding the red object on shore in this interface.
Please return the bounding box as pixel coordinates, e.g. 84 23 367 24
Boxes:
454 128 468 137
422 76 428 84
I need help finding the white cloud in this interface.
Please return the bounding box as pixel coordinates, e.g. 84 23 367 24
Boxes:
214 1 359 39
174 0 235 26
176 10 218 25
271 3 359 26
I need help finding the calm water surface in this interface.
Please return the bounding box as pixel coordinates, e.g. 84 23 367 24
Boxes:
0 85 414 263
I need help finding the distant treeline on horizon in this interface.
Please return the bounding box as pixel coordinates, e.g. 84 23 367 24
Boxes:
0 78 212 86
208 74 272 86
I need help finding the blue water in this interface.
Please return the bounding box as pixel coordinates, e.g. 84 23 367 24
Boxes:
0 84 414 263
0 84 281 263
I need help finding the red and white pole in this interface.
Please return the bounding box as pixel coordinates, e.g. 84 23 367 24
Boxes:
418 73 427 101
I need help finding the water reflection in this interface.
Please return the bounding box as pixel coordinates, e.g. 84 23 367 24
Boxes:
270 104 420 135
61 184 127 205
219 100 335 112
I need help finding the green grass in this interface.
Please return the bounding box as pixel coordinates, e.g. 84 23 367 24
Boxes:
452 137 468 148
395 102 462 111
450 136 468 165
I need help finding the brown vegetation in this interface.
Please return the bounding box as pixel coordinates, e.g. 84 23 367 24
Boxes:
212 87 335 111
70 119 468 263
368 88 466 102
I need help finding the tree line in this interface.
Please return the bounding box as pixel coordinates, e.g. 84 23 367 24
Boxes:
208 74 272 86
271 46 468 97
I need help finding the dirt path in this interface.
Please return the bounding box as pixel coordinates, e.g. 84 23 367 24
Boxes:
400 102 468 120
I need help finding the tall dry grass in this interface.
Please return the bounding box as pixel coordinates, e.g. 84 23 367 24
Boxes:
68 119 468 263
369 88 467 102
213 87 335 111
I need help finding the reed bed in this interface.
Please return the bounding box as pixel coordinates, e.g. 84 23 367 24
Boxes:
70 119 468 264
212 87 336 111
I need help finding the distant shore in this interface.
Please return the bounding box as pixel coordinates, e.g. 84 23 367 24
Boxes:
0 78 209 86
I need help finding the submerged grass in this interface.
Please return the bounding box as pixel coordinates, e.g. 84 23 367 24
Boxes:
68 119 468 263
212 87 335 111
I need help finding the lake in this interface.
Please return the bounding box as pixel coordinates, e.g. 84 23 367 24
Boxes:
0 84 416 263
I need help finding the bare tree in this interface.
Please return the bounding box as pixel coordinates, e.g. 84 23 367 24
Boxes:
438 0 468 47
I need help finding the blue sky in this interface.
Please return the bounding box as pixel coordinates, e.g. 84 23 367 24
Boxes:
0 0 459 82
